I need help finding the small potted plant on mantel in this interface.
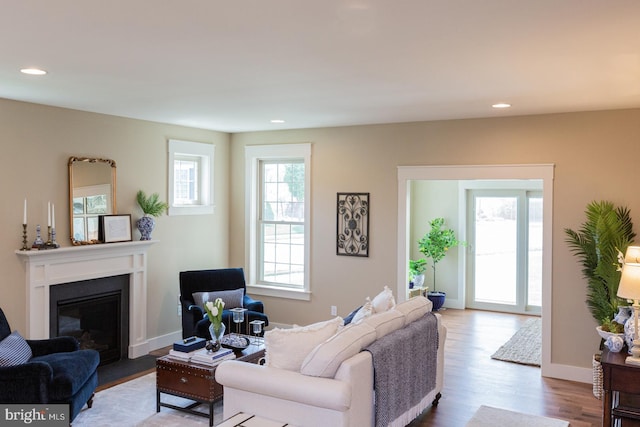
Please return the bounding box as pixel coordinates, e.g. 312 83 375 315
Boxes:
418 217 465 310
136 190 168 241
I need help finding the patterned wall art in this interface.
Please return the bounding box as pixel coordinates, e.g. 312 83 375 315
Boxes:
336 192 369 257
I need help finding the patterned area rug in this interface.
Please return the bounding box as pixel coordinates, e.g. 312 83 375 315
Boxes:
73 372 214 426
466 405 569 427
491 317 541 366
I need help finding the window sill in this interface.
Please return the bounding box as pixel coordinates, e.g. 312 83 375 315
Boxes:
246 284 311 301
168 204 214 216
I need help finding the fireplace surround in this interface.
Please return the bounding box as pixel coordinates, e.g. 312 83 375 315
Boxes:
15 241 155 358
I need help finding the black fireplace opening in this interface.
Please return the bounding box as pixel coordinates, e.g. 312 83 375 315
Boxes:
50 274 129 366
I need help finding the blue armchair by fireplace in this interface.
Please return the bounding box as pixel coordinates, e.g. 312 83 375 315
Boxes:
179 268 269 339
0 307 99 422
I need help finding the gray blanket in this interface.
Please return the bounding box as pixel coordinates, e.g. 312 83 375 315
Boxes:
364 312 439 427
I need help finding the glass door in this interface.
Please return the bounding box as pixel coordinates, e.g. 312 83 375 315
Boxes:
466 190 542 314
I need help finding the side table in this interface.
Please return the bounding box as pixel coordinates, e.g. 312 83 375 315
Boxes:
156 341 265 426
601 347 640 427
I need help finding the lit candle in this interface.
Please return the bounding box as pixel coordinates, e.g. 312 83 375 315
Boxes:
23 198 27 225
52 204 55 229
47 202 51 227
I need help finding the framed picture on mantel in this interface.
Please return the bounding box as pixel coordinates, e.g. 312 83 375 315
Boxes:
99 214 132 243
336 192 369 257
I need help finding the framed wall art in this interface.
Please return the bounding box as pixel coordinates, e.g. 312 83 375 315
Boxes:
336 192 369 257
99 214 132 243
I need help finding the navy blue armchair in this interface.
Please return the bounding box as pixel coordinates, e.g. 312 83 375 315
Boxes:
0 307 99 422
179 268 269 339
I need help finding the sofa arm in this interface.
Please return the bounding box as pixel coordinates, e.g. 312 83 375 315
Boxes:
216 361 351 411
0 361 52 403
243 295 264 313
27 336 79 357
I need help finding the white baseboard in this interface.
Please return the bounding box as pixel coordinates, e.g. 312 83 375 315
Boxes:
542 362 592 384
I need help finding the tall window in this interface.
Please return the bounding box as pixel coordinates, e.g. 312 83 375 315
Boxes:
168 139 214 215
246 144 311 300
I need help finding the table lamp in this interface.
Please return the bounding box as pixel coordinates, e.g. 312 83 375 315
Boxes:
617 246 640 365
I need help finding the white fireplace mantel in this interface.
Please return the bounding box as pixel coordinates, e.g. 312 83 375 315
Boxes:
15 241 156 358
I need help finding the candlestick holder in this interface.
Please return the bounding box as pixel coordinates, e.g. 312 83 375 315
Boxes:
44 226 59 249
20 224 29 251
32 224 45 249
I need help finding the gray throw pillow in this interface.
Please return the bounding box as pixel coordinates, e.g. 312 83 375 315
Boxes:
193 288 244 311
0 331 33 367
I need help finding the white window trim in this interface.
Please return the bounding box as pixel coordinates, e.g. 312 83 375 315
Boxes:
168 139 215 216
245 143 311 301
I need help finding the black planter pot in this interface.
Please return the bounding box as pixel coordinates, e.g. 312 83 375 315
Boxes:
427 291 446 311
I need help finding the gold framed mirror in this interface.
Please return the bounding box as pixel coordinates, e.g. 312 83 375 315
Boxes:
68 157 117 245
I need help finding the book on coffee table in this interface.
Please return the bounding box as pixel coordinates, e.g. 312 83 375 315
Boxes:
190 348 236 366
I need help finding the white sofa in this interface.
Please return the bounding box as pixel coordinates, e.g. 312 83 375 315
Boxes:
216 295 446 427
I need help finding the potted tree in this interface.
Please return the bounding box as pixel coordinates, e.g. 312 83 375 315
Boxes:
418 217 465 310
136 190 168 240
564 200 635 335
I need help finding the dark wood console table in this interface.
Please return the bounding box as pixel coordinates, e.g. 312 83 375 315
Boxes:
601 348 640 427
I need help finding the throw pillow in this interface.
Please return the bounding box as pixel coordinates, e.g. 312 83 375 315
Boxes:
343 305 362 326
395 296 432 324
351 297 373 324
192 288 244 311
264 316 343 371
371 285 396 313
0 331 33 367
300 321 376 378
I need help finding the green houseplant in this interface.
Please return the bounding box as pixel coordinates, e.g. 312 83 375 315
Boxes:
135 190 168 240
418 217 465 309
409 258 427 289
564 200 635 328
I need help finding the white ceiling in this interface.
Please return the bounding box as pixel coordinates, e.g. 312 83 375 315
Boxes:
2 1 639 133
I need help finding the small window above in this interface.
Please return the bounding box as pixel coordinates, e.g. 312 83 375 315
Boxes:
168 139 214 216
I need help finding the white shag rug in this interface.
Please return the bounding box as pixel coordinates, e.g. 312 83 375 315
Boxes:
466 406 569 427
73 372 215 426
491 317 541 366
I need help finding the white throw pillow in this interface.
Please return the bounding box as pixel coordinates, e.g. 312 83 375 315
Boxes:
363 309 405 339
351 297 373 324
300 322 376 378
264 316 343 371
395 296 432 324
371 285 396 313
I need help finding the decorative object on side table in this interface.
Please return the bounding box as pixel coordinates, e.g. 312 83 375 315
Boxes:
418 217 465 310
409 258 427 289
336 192 369 257
617 246 640 365
565 200 635 339
135 190 168 240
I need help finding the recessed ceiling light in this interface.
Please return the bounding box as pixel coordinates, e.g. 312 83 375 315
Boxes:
270 119 285 124
492 103 511 109
20 68 47 75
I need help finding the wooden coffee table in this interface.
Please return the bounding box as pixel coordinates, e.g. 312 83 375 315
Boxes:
156 340 265 426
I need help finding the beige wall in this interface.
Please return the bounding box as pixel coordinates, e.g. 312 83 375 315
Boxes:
229 108 640 372
0 98 230 341
3 95 639 375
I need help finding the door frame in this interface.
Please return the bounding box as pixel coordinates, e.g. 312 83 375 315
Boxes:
397 164 554 376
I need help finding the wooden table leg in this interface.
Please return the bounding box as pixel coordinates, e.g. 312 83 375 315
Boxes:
604 389 612 427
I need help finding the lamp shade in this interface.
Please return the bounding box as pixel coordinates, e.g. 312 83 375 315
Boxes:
618 246 640 300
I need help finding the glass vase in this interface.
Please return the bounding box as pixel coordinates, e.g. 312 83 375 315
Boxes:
209 322 225 342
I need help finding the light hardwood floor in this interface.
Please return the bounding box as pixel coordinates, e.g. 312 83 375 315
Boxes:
409 308 602 427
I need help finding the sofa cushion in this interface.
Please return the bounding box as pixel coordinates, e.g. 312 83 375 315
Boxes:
371 285 396 313
363 309 405 339
395 296 432 324
300 321 376 378
0 331 32 367
265 316 342 371
193 288 244 310
351 297 373 324
342 305 362 326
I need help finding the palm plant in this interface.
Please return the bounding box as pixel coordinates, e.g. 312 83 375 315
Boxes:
564 200 635 324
